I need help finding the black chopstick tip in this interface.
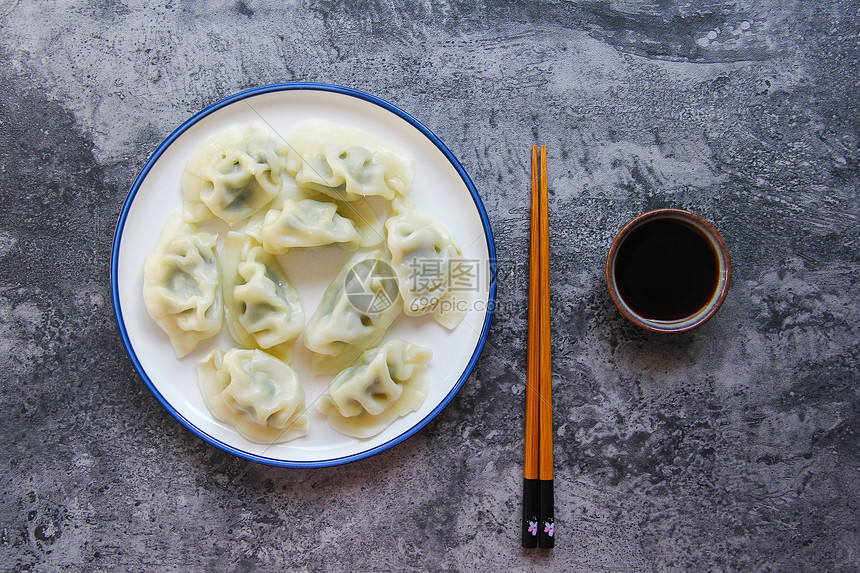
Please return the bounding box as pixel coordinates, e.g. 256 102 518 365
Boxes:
538 518 555 549
538 479 555 548
521 478 540 548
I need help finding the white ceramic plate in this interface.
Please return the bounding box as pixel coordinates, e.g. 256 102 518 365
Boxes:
111 84 496 467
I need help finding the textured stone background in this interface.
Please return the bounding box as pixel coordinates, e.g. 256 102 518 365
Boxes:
1 1 858 571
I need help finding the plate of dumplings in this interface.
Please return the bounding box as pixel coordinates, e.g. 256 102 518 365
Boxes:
111 83 496 467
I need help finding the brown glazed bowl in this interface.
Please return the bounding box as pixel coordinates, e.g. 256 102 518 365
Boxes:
605 209 731 333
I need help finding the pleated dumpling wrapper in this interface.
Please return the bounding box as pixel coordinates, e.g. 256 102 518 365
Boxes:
303 250 402 374
199 348 309 443
317 339 432 438
385 198 469 329
285 119 412 202
244 188 384 254
143 212 222 357
220 232 304 360
182 124 288 225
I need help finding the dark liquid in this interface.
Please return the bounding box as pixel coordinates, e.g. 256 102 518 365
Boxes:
614 218 718 321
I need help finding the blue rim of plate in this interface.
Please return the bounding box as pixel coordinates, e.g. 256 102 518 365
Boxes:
110 82 497 468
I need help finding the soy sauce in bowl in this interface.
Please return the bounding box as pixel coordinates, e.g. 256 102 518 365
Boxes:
605 209 731 333
614 219 718 321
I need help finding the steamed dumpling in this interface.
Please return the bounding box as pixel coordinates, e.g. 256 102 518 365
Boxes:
385 199 469 329
285 119 412 202
245 191 384 254
317 339 432 438
303 250 402 374
221 232 304 360
143 212 222 357
199 348 309 443
182 124 288 225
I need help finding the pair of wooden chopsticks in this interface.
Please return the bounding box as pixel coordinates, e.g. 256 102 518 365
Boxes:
522 146 554 549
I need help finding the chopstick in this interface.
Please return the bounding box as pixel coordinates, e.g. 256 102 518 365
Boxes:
522 145 555 549
537 145 555 549
522 146 542 548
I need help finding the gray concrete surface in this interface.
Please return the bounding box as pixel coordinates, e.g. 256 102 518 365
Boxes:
1 1 858 571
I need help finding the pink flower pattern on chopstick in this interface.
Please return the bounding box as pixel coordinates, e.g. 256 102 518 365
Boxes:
528 520 538 536
544 521 554 537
